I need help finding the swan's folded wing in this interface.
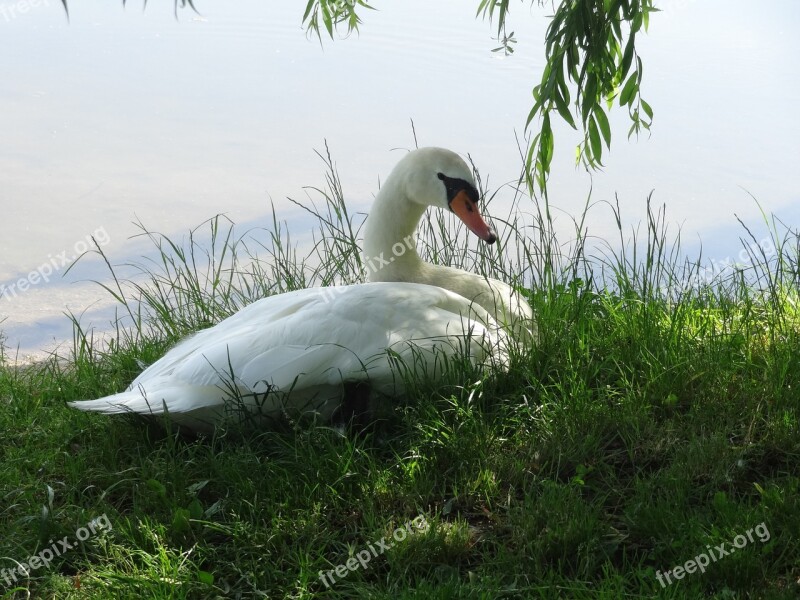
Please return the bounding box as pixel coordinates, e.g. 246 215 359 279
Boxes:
68 282 510 425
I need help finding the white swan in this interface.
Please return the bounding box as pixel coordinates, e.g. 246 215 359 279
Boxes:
69 147 533 431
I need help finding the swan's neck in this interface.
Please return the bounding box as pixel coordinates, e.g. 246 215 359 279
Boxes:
363 178 426 283
361 170 499 306
362 167 534 339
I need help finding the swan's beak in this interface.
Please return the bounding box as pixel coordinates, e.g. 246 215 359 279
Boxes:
450 190 497 244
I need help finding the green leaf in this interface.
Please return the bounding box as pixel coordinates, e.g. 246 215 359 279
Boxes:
554 90 577 130
594 106 611 147
526 100 542 127
567 44 580 81
621 32 636 79
197 571 214 585
588 115 602 163
526 134 539 187
188 498 204 519
172 507 191 533
631 12 643 34
611 11 623 41
540 113 554 168
581 74 597 125
641 98 653 119
302 0 315 21
619 73 638 106
321 1 333 37
555 58 570 105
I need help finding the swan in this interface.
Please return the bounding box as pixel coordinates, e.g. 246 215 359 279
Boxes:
68 147 533 431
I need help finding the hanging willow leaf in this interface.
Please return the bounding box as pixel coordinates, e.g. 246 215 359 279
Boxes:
619 73 638 106
641 99 654 120
594 106 611 148
554 90 577 130
588 115 602 163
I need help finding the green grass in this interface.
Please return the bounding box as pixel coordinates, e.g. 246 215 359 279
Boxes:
1 145 799 598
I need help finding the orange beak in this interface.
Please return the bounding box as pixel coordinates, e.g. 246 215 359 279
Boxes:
450 190 497 244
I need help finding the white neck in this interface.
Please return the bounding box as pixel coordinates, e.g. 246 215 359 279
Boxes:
363 174 426 283
361 167 533 334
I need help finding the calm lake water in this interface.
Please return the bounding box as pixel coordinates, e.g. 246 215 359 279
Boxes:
1 0 799 358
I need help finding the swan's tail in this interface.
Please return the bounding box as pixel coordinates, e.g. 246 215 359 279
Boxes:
69 390 168 415
68 382 225 416
68 384 236 432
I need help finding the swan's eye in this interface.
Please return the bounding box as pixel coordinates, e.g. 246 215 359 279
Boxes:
437 172 480 209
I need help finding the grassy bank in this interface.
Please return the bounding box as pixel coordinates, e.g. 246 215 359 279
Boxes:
1 148 799 598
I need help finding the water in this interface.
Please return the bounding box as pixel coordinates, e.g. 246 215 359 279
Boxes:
1 0 798 358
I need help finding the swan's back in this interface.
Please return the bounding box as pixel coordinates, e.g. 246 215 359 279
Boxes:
69 282 515 431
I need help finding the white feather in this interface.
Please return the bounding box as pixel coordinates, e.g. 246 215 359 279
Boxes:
69 283 511 430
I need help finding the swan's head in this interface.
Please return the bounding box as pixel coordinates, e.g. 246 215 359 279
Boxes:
401 147 497 244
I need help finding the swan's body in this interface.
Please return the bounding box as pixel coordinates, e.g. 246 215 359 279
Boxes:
69 148 533 430
71 283 512 430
